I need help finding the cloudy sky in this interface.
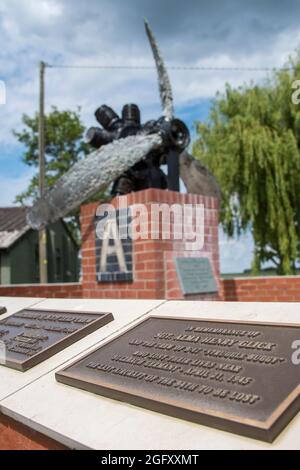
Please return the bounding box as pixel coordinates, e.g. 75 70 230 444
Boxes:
0 0 299 272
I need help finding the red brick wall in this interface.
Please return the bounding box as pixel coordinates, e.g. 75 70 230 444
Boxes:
0 283 82 299
1 276 300 303
221 276 300 302
81 188 220 300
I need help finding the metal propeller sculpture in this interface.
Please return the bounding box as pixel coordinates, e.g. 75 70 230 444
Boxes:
27 20 219 230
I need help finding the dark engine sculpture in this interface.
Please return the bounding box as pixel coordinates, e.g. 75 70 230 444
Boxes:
26 21 220 232
86 104 190 196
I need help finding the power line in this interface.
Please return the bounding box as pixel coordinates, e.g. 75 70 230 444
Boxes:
45 63 293 72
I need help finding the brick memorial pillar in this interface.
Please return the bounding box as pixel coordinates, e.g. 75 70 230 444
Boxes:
81 188 220 300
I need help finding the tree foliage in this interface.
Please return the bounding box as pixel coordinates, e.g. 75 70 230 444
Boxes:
193 54 300 274
14 106 89 203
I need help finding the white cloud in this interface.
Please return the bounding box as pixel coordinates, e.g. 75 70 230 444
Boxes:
0 80 5 105
0 170 35 206
0 0 299 147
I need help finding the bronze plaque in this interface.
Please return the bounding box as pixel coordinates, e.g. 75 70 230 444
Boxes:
56 316 300 442
0 309 113 372
0 306 6 315
175 257 218 294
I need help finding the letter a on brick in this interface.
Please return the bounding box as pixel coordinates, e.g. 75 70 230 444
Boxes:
100 219 127 272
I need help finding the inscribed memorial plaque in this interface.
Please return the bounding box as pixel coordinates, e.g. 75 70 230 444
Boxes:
175 257 217 295
56 316 300 442
0 309 113 371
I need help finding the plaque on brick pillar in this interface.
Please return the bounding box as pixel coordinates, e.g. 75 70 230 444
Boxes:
0 309 113 371
56 316 300 443
0 306 6 315
95 208 133 282
175 257 218 295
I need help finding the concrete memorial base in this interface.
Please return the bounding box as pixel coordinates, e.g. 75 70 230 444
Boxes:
0 297 299 450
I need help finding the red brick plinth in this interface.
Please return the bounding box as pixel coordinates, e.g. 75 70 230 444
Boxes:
81 188 220 300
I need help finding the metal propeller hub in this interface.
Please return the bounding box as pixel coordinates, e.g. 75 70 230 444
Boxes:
158 117 190 151
87 104 190 153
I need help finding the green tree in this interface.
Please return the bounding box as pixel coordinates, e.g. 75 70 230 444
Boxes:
13 106 90 241
193 54 300 274
14 106 89 203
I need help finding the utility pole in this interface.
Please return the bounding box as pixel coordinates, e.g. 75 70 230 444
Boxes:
38 61 48 284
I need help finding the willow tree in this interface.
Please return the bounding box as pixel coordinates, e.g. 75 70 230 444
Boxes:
193 55 300 274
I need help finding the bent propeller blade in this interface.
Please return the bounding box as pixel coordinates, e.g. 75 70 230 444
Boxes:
144 20 219 196
27 133 163 229
144 19 174 120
